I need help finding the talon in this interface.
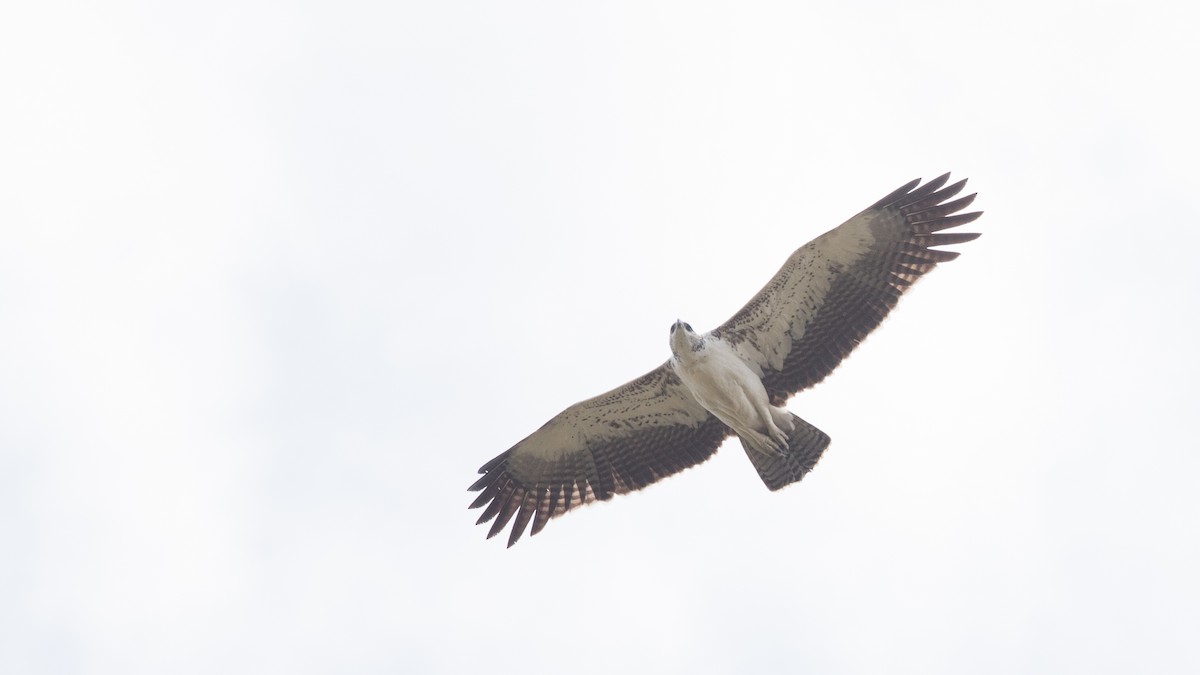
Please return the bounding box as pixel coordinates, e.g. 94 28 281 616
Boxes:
769 431 790 454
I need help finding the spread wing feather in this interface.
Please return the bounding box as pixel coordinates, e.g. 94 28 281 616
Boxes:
468 365 730 547
715 173 982 403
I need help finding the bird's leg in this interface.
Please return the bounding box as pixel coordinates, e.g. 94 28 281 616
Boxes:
770 406 796 435
757 404 793 455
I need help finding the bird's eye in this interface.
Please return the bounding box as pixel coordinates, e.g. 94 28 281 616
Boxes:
670 324 677 334
684 323 693 332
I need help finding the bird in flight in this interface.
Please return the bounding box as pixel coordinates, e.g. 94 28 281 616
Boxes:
469 174 982 547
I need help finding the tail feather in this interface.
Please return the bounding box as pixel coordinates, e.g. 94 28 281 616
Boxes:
740 413 830 491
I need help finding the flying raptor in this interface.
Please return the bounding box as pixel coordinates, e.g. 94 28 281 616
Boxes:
469 174 982 547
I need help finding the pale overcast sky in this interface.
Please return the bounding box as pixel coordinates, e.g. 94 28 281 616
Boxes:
3 1 1199 673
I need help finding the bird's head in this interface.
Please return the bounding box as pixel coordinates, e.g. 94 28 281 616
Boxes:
669 319 700 357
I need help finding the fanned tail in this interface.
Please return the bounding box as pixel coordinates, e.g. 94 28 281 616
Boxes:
740 413 830 491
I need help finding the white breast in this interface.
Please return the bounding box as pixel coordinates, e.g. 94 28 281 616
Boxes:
671 337 772 435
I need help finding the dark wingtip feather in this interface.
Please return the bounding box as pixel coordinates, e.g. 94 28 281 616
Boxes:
901 173 951 205
914 212 982 232
870 177 923 209
930 177 967 201
908 193 978 224
956 210 984 225
506 493 538 548
914 231 982 246
468 472 494 493
487 486 524 538
476 450 510 475
468 485 497 510
477 480 516 525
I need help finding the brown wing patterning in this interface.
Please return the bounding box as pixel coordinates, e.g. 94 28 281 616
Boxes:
719 173 982 403
469 366 730 547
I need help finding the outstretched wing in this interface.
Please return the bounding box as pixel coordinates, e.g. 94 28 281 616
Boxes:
715 173 982 403
469 364 731 547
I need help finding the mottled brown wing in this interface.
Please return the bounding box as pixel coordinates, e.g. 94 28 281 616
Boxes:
468 364 731 547
716 173 982 402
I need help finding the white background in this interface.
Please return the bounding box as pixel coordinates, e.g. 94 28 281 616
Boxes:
3 1 1198 673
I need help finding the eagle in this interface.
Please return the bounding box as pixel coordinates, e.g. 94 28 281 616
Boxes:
469 174 982 547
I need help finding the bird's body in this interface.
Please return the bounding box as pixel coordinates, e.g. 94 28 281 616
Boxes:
469 173 983 546
669 322 794 457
